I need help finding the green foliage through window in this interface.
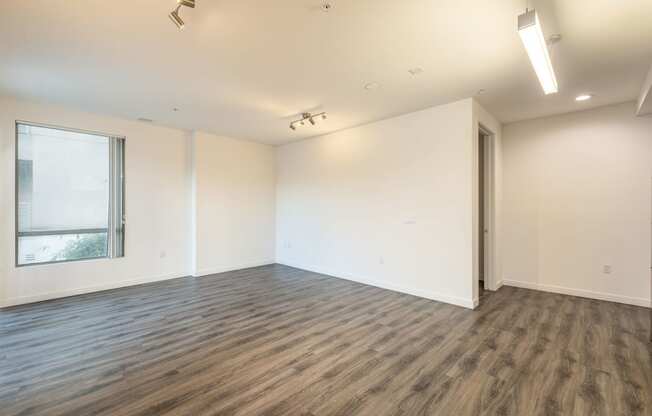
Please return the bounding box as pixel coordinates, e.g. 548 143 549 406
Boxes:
54 233 108 261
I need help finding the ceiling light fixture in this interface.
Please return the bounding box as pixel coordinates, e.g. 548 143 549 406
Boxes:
290 112 327 131
178 0 195 7
518 9 558 95
169 6 184 29
364 82 380 90
169 0 196 30
575 94 592 101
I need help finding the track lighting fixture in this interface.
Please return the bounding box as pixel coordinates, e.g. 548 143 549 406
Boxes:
169 6 184 29
169 0 196 30
289 112 328 131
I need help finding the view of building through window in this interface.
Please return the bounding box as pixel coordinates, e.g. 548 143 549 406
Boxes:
16 123 124 265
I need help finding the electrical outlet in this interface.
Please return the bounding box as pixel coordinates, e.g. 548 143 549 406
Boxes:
603 265 612 274
160 251 166 259
379 256 385 265
285 241 292 249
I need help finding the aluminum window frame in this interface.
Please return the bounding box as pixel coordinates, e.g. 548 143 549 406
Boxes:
14 120 126 267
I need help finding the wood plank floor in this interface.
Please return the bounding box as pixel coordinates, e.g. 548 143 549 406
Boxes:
1 264 650 416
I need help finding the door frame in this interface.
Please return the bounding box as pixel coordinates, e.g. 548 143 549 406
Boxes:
475 124 498 304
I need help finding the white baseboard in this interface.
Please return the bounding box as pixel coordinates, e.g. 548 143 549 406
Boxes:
503 279 651 308
193 260 276 277
279 261 475 309
494 280 504 290
1 261 277 308
1 272 188 308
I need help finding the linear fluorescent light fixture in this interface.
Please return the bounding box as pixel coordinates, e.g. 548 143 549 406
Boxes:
518 9 558 95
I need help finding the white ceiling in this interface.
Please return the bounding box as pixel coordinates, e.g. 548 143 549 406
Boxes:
1 0 651 145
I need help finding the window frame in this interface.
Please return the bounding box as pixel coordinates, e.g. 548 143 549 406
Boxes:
14 120 126 267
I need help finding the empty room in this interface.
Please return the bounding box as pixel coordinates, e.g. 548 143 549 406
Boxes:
1 1 651 415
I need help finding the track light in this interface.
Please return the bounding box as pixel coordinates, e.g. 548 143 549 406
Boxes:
289 112 328 131
169 6 184 29
169 0 196 29
518 9 558 95
177 0 195 7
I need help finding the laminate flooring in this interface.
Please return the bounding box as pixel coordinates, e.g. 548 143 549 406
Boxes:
1 264 650 416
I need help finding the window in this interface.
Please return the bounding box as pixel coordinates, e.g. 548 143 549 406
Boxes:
15 122 125 266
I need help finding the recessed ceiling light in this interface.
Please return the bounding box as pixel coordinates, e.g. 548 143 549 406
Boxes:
408 67 424 76
575 94 592 101
364 82 380 90
137 117 153 123
321 2 333 12
173 108 180 112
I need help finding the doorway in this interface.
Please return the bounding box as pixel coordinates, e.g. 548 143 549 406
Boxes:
478 130 486 298
476 125 495 305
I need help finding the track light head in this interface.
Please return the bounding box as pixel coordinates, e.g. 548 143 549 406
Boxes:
309 117 317 126
289 123 297 131
178 0 195 8
169 6 184 29
321 114 327 120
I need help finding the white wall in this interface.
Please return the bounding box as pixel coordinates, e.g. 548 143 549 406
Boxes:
191 131 276 276
276 99 480 308
0 97 278 307
502 102 652 307
0 96 191 307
